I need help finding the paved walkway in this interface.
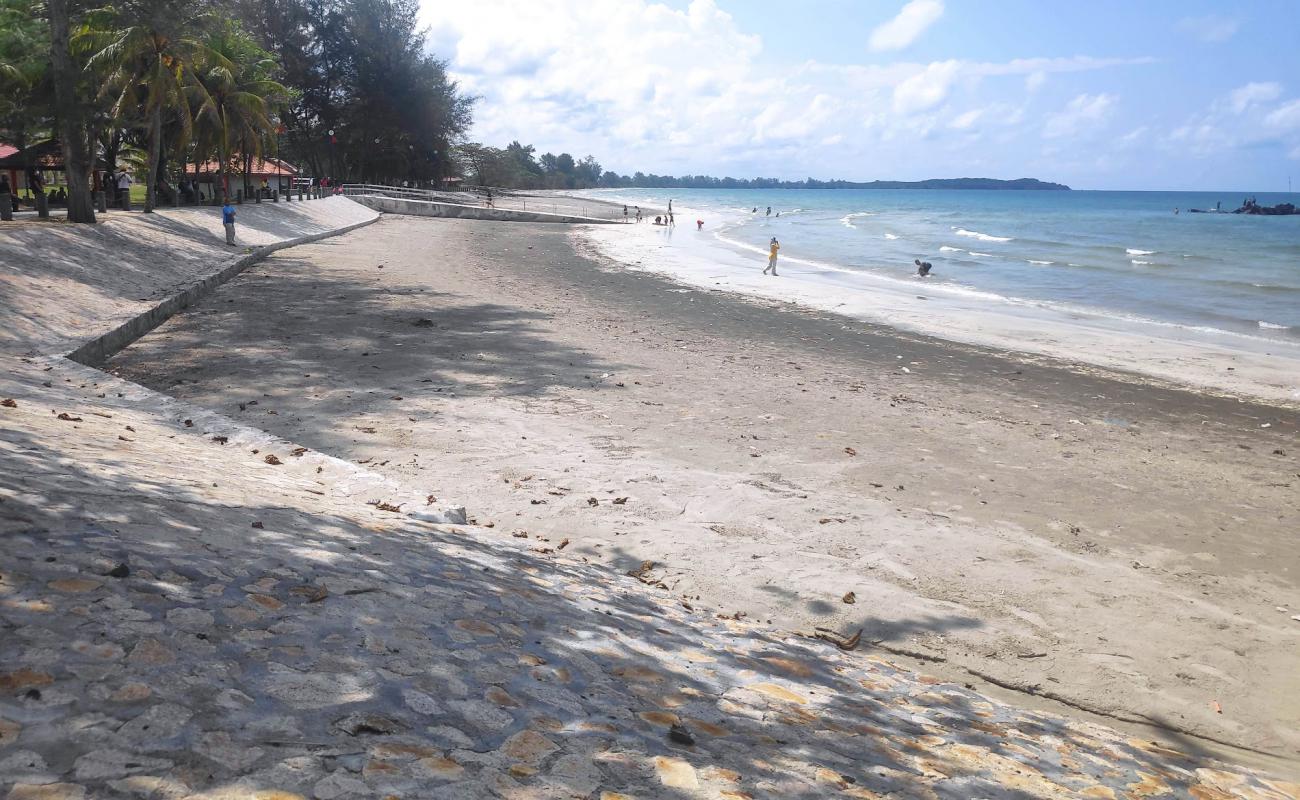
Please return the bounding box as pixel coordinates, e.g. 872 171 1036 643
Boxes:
0 203 1295 798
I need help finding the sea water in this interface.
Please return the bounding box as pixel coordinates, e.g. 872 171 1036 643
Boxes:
574 188 1300 402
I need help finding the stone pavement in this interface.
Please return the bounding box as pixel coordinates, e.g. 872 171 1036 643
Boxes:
1 205 1297 799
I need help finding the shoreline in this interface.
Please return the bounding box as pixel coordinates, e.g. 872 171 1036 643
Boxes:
572 191 1300 409
106 214 1300 772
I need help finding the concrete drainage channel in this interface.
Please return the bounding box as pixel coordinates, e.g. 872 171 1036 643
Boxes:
51 206 468 526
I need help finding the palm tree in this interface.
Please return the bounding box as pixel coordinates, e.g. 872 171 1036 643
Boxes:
81 1 212 212
190 21 287 202
49 0 96 222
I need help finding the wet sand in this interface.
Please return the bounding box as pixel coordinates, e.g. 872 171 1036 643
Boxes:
106 214 1300 773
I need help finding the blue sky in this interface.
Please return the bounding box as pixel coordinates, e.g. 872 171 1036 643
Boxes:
420 1 1300 190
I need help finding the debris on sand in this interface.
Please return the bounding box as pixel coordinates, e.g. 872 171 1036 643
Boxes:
627 561 656 579
813 626 863 651
668 723 695 746
842 592 856 604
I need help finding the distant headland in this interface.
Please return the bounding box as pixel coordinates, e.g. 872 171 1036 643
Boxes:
578 175 1072 191
829 177 1070 191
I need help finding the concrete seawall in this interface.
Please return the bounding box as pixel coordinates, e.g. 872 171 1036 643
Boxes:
353 194 619 224
66 213 378 366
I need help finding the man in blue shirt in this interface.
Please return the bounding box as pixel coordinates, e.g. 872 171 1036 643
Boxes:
221 199 236 245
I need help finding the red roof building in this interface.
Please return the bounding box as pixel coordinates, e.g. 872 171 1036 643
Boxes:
186 157 299 196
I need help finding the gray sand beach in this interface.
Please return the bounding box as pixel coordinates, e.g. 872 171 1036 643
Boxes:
105 212 1300 773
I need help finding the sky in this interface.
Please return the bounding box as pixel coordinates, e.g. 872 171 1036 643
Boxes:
417 0 1300 190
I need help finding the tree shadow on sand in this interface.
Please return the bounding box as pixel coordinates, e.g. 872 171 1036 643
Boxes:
1 403 1282 798
103 247 627 459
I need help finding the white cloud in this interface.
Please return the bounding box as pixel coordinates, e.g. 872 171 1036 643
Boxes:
892 60 960 113
1025 71 1047 93
1043 93 1116 138
1265 99 1300 132
1118 126 1147 146
949 108 984 130
1172 85 1300 160
1177 15 1240 43
1229 82 1283 114
868 0 944 53
417 0 1152 179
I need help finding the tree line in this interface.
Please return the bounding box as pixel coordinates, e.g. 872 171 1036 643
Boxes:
0 0 471 223
450 141 1068 192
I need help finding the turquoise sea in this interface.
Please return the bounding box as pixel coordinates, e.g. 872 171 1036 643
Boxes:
581 188 1300 342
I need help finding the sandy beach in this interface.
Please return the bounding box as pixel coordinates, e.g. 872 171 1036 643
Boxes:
105 211 1300 773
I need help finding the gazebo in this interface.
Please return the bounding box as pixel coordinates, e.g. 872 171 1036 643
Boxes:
0 140 68 194
185 157 298 199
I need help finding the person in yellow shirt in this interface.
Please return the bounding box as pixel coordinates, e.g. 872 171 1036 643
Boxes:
763 237 780 275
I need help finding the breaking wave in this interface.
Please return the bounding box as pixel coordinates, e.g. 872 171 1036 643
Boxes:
954 227 1012 242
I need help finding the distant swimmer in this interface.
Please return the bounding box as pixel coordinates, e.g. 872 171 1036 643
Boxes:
764 237 780 275
752 207 757 213
1174 208 1179 215
766 206 772 216
914 258 932 277
696 219 704 230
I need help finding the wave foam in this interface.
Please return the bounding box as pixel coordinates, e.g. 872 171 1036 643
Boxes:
939 245 962 252
838 211 873 229
969 252 993 258
954 227 1012 242
1028 260 1054 265
1131 259 1152 266
883 233 899 240
1126 248 1155 256
1258 321 1291 330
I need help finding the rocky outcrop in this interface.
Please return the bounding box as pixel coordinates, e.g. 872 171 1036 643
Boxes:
1233 198 1299 215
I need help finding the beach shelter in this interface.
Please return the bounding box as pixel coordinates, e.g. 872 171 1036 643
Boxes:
185 157 298 199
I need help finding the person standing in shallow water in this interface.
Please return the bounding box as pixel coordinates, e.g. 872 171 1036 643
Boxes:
764 237 780 275
222 199 237 245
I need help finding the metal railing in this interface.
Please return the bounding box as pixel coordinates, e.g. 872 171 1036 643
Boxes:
339 182 629 221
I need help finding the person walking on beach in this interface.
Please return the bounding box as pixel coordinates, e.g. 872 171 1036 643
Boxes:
623 204 628 222
766 206 771 217
668 199 673 214
635 206 642 222
696 219 704 230
221 199 237 245
764 237 780 275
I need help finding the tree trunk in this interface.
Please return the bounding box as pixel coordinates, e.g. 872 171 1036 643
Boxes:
48 0 96 223
144 104 161 213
